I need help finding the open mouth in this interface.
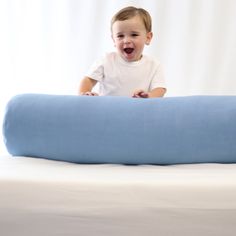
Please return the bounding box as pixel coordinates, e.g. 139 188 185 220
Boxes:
124 48 134 54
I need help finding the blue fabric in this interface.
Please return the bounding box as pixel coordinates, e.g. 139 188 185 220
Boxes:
3 94 236 164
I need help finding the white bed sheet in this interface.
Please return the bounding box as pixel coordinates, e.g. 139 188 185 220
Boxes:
1 155 236 236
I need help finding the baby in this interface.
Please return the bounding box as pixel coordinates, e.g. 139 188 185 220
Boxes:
78 6 166 98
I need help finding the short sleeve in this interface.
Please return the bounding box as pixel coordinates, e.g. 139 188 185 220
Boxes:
150 63 167 90
85 58 104 82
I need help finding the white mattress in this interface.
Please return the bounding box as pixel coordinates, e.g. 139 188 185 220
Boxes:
1 155 236 236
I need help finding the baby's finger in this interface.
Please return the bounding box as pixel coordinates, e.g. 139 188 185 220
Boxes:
139 92 148 98
91 92 99 96
132 93 141 98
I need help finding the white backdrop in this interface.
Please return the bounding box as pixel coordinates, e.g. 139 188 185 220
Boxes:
1 0 236 154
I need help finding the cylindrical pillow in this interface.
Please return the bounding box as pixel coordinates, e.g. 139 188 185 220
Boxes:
3 94 236 164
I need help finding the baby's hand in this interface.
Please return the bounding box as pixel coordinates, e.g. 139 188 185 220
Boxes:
132 89 149 98
80 92 99 96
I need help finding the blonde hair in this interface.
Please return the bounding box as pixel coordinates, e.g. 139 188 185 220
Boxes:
111 6 152 32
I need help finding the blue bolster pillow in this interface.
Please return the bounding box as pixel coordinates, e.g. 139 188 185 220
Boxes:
3 94 236 164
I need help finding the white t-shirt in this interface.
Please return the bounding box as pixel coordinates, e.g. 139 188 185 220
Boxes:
86 52 166 97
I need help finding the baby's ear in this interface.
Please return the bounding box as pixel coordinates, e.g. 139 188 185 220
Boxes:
145 32 153 45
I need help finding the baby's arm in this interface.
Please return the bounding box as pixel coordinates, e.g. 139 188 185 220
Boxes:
132 87 166 98
148 87 166 98
78 77 98 96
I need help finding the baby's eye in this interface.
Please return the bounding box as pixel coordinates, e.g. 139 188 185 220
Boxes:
117 34 124 39
131 33 139 37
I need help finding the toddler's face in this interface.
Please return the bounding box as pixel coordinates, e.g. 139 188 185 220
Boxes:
112 15 152 62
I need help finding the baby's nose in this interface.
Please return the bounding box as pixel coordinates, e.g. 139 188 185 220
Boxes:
124 36 132 43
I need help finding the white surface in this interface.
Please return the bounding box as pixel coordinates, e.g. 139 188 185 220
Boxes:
1 155 236 236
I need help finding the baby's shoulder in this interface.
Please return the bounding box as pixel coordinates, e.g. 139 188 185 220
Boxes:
142 54 161 67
